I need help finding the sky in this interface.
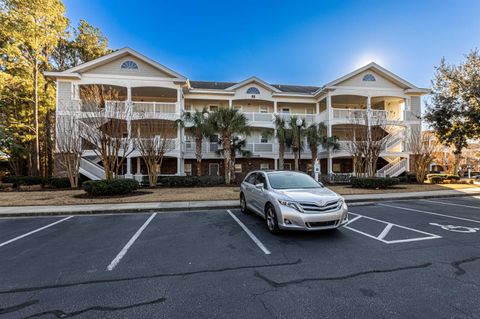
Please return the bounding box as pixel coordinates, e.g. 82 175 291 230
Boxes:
64 0 480 88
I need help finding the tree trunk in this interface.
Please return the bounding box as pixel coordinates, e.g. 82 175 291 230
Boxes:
195 135 202 176
453 152 462 176
33 63 40 176
293 145 299 171
311 145 318 173
223 134 231 184
279 143 285 170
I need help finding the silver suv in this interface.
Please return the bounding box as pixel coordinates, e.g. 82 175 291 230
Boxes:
240 170 348 234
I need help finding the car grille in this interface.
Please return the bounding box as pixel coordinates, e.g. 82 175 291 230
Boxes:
306 220 338 228
299 199 341 213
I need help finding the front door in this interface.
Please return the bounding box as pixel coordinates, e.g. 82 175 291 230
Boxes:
209 163 220 176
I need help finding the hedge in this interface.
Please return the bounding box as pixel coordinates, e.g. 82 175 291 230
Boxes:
82 179 139 196
157 175 224 187
48 177 72 189
426 174 460 184
1 176 47 187
351 177 400 189
1 176 74 188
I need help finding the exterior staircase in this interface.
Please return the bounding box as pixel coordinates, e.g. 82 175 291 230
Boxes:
376 157 408 177
79 157 105 180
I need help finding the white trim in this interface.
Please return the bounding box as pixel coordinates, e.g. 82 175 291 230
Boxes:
64 47 187 79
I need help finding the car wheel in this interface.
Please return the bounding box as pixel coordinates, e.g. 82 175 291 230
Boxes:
265 204 280 234
240 193 249 214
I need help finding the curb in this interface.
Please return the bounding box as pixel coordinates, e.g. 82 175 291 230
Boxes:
0 191 479 218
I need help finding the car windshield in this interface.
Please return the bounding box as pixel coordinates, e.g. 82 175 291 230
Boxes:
267 172 322 189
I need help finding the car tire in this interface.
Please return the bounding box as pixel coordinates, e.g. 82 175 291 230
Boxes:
240 193 249 214
265 204 281 234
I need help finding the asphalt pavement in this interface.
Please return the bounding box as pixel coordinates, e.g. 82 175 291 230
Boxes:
0 196 479 318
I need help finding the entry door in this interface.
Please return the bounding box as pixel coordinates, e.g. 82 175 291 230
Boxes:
209 163 220 176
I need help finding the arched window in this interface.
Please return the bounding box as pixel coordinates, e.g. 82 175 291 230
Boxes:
362 74 376 81
121 60 138 70
246 87 260 94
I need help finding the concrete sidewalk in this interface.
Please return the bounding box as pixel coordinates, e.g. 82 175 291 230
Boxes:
1 187 479 217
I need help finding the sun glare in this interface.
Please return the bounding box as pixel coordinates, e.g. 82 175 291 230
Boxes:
354 53 386 69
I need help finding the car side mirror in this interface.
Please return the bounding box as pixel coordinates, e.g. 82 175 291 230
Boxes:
255 183 264 191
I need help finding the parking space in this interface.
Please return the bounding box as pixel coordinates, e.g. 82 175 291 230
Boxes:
1 196 480 318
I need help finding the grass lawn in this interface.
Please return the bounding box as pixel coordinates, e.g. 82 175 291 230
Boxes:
0 183 479 206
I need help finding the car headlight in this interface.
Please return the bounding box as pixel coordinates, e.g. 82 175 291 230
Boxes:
278 199 303 213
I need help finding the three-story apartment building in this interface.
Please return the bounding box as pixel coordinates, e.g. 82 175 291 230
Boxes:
45 48 428 181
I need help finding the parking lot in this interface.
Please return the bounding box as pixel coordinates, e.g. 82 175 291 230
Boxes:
1 196 480 318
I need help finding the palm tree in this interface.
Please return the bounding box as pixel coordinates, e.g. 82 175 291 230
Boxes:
289 115 305 171
306 123 340 173
274 115 289 170
209 108 250 184
216 136 252 182
175 108 212 176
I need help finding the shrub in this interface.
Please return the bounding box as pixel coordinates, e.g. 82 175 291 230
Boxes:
82 179 139 196
48 177 72 189
429 176 445 184
351 177 400 189
1 176 47 187
156 175 225 187
426 174 460 184
319 174 352 184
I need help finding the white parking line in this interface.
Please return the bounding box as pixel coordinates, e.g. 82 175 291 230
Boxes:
0 216 74 248
344 212 441 244
421 199 480 210
227 210 271 255
378 203 480 224
107 213 157 271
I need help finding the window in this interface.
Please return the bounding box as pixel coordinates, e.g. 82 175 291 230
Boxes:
209 163 220 176
209 105 218 112
185 164 192 176
362 73 376 81
284 163 292 170
185 138 193 150
121 60 138 70
260 132 269 143
245 173 257 184
246 87 260 95
281 107 290 114
255 173 267 188
260 163 269 170
259 106 268 113
235 164 242 173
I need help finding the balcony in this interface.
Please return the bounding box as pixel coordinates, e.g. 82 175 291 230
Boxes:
278 113 316 126
244 112 274 126
103 101 179 120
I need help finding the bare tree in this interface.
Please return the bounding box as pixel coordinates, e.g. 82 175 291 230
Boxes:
133 119 176 187
56 111 83 187
408 129 440 183
78 85 133 180
345 111 390 177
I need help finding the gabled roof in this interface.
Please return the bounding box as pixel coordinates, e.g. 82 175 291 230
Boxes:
321 62 420 91
46 47 187 80
225 76 281 93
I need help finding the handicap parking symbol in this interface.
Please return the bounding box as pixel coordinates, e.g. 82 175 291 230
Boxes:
429 223 480 233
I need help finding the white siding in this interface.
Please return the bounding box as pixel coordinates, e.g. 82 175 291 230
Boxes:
82 55 173 78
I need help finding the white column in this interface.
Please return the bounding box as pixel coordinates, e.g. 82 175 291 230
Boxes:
229 99 233 108
273 101 278 114
177 87 182 113
136 158 141 175
315 102 320 115
274 158 278 170
326 93 333 175
328 157 333 174
127 86 132 103
125 157 132 178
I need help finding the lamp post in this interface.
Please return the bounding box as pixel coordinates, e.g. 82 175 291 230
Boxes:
296 118 303 171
